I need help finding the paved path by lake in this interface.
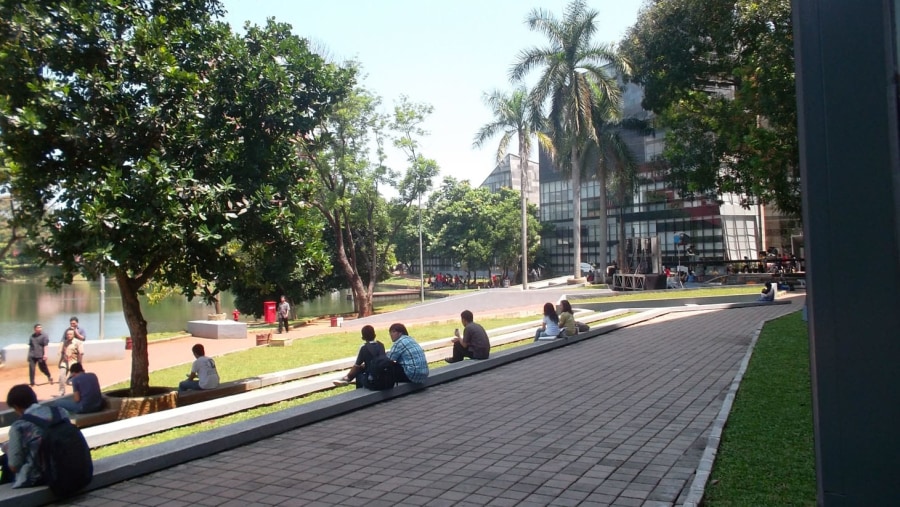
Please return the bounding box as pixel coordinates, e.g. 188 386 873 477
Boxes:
57 294 802 507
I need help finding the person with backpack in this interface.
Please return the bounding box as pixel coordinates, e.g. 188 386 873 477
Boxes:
0 385 58 487
1 384 93 495
387 323 429 384
27 323 54 387
445 310 490 363
178 344 220 392
333 325 385 388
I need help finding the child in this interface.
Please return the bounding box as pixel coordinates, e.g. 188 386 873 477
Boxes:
333 325 385 388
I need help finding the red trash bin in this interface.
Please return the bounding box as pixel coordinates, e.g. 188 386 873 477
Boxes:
263 301 277 324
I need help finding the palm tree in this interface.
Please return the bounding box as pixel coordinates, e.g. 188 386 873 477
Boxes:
473 87 543 289
584 105 652 278
511 0 627 279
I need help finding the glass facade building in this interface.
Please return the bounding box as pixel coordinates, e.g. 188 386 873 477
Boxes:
538 83 801 278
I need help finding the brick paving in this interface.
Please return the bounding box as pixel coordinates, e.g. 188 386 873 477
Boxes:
55 301 800 507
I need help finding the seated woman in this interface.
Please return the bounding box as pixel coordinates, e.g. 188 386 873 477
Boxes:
758 281 776 302
557 300 577 337
333 325 385 388
534 302 561 340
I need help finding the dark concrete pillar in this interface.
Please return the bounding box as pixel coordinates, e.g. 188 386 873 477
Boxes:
793 0 900 505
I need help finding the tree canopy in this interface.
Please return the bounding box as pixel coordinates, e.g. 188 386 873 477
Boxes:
621 0 800 215
0 0 353 394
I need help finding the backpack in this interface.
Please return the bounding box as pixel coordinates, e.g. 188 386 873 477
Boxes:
23 406 93 497
363 353 397 391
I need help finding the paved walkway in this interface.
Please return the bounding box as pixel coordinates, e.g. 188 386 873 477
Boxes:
54 296 801 507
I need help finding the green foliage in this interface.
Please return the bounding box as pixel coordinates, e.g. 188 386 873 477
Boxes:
621 0 800 215
703 311 815 506
299 85 436 317
0 1 352 393
424 178 540 277
511 0 629 277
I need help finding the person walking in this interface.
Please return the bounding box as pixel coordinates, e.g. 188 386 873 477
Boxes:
61 316 86 365
445 310 490 363
56 329 79 397
277 296 291 334
27 324 53 387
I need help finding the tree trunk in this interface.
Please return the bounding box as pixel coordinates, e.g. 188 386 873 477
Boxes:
597 162 608 278
571 150 582 279
116 270 150 397
519 144 529 290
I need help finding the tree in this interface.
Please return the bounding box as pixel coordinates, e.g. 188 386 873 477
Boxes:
425 178 540 283
473 87 544 289
584 107 652 275
300 90 437 317
511 0 628 279
621 0 800 215
0 1 352 395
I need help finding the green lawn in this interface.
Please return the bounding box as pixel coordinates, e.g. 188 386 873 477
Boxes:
578 285 762 303
105 315 542 391
702 311 816 506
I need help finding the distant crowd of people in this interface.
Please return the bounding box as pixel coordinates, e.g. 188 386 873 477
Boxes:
428 273 511 290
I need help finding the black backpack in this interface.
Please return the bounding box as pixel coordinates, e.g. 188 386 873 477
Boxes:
363 353 397 391
23 406 93 497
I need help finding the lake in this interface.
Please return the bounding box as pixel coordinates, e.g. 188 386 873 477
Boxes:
0 279 355 349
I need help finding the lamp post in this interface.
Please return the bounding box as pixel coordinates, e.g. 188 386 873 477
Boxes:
418 192 425 302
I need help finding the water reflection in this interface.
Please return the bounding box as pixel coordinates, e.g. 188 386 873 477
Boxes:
0 280 355 349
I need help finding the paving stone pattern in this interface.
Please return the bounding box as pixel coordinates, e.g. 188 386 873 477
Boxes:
58 304 797 507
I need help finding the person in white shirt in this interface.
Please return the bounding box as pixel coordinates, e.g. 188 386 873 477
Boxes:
178 344 220 391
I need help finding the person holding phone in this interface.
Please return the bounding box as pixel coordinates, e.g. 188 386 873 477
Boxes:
445 310 490 363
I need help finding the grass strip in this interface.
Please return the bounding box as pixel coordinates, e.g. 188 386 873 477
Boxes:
578 285 763 303
702 311 816 506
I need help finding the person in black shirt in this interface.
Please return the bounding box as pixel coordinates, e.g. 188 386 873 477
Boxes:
333 325 385 388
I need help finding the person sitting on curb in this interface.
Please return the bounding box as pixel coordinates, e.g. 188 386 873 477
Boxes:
758 281 776 302
334 325 385 387
0 385 67 488
387 323 429 384
178 344 220 392
557 300 578 337
445 310 490 363
52 363 103 414
534 302 561 340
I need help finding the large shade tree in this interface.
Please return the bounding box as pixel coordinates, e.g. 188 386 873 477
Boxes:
473 87 543 288
511 0 627 279
0 1 352 395
621 0 800 215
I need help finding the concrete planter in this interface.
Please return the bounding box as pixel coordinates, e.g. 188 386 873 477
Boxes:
105 387 178 419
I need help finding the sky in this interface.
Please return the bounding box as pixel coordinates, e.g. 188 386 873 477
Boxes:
221 0 645 187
